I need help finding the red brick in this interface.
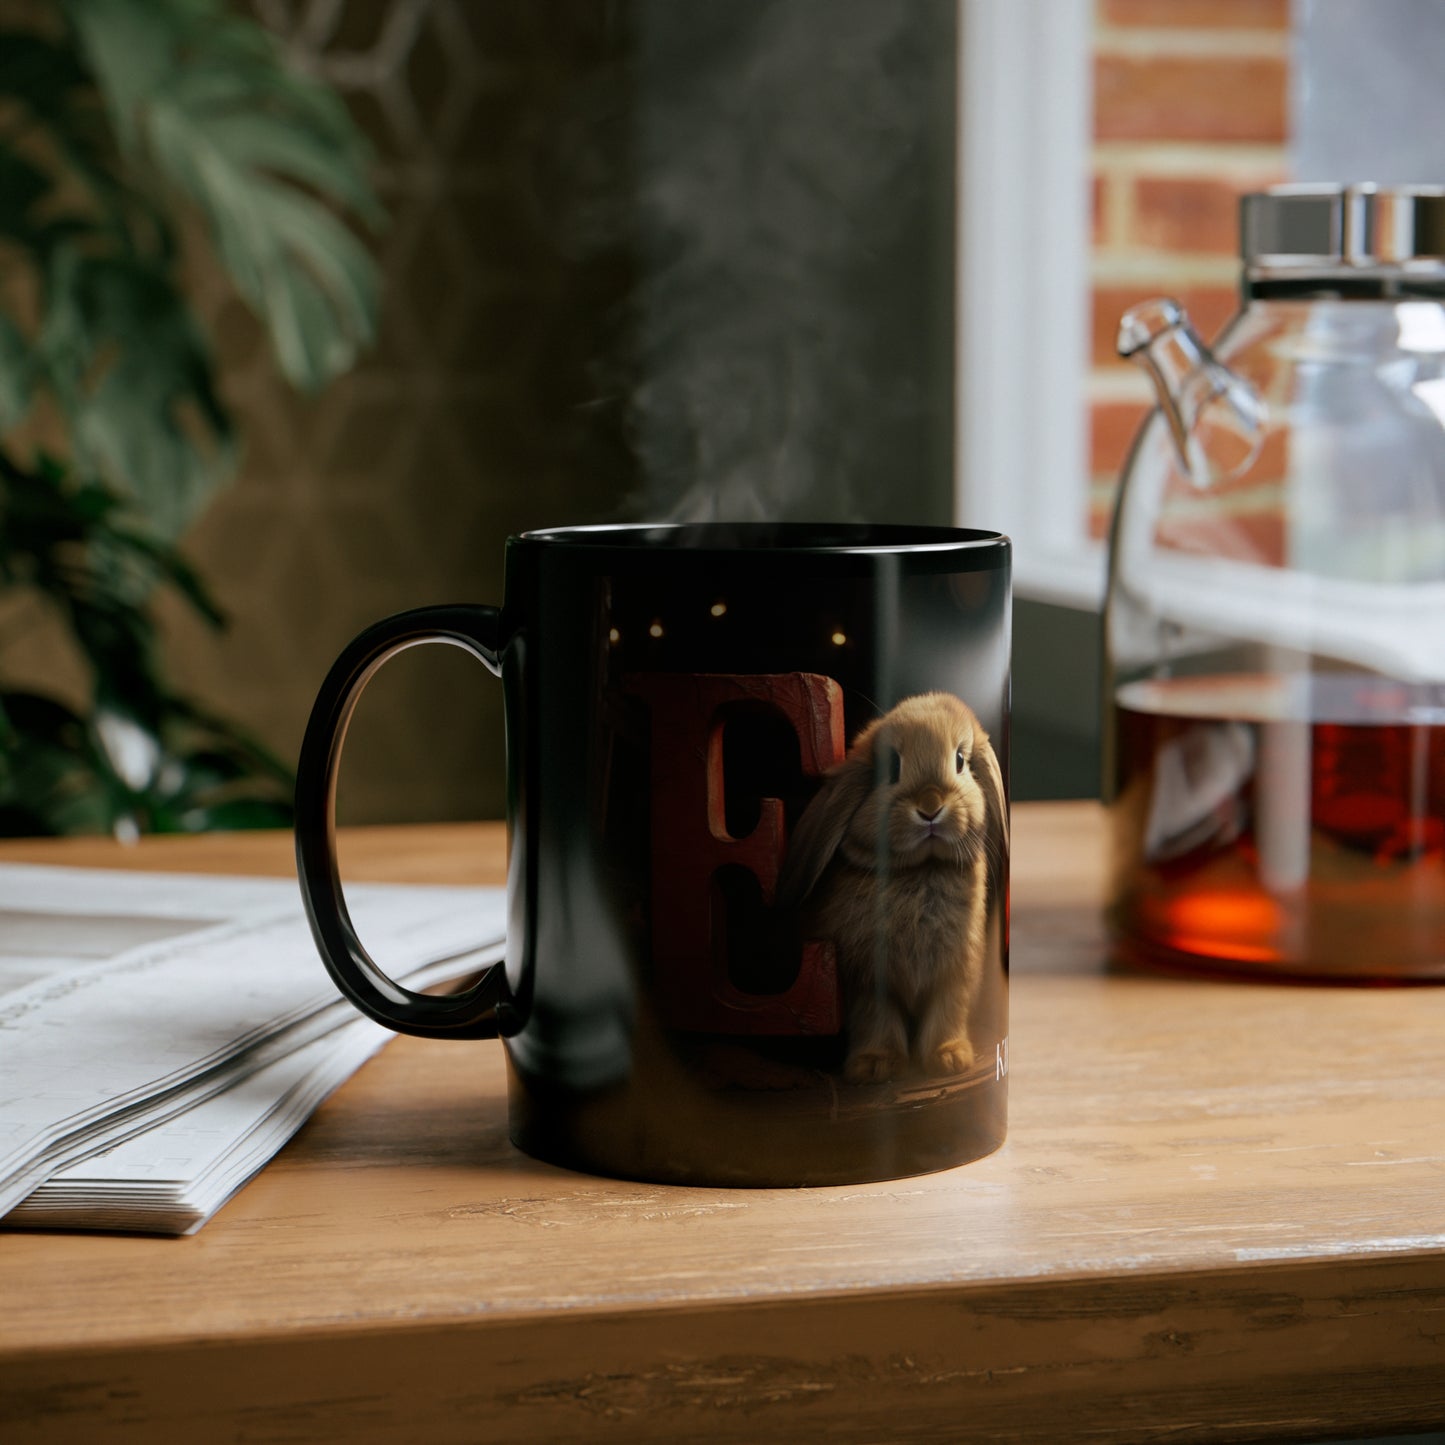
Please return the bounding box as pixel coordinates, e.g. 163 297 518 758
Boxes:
1233 427 1287 487
1095 55 1287 143
1102 0 1289 28
1155 416 1288 496
1091 284 1241 368
1088 489 1120 541
1133 176 1254 254
1092 175 1107 246
1091 399 1152 477
1156 505 1286 565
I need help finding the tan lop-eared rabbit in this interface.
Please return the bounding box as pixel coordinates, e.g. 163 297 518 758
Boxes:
777 693 1007 1085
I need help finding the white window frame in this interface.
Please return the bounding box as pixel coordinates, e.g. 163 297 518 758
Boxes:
955 0 1104 611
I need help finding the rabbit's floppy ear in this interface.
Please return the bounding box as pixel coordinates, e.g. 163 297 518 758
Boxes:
973 730 1008 852
777 738 878 907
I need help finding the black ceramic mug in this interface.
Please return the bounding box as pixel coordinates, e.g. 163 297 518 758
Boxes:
296 523 1011 1186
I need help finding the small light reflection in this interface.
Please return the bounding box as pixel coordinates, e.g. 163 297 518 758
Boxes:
1412 376 1445 428
830 630 847 647
710 601 727 618
649 620 665 639
1398 301 1445 354
608 627 621 645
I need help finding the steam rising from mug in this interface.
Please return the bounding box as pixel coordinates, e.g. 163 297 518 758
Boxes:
558 1 952 525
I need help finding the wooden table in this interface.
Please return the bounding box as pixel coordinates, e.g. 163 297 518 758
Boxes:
2 803 1443 1444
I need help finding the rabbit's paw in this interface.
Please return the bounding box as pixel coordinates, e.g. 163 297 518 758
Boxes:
930 1039 976 1076
844 1049 905 1085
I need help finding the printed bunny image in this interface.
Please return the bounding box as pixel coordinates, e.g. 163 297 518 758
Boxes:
778 692 1007 1085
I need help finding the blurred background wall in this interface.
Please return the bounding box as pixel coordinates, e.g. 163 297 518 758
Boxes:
157 1 638 827
80 0 1440 824
154 0 958 825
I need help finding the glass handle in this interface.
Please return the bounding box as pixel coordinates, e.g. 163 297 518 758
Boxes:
1119 296 1267 487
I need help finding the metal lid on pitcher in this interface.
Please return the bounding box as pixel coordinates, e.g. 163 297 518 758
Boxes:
1241 184 1445 273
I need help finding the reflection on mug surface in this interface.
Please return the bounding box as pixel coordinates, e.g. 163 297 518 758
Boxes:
300 525 1011 1187
520 558 1011 1183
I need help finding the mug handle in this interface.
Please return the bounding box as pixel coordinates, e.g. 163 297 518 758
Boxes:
295 604 509 1039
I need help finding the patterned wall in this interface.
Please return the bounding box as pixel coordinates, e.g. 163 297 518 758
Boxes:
161 0 637 825
150 0 955 827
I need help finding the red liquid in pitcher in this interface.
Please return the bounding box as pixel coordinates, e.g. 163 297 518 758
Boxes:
1110 673 1445 980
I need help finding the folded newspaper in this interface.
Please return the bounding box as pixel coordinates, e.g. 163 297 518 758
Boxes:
0 863 505 1235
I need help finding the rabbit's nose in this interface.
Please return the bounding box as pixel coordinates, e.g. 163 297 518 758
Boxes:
915 788 945 821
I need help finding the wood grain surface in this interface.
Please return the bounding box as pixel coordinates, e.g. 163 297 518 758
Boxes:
2 803 1443 1444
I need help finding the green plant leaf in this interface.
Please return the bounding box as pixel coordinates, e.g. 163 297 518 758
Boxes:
143 106 381 391
66 0 383 392
106 524 225 627
162 694 296 786
0 31 91 131
0 28 149 250
0 1 357 838
0 315 32 429
56 0 177 154
0 679 296 838
0 151 52 244
0 690 117 835
173 797 292 832
37 248 235 536
0 451 223 735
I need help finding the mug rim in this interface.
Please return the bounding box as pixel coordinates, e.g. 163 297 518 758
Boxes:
515 522 1009 556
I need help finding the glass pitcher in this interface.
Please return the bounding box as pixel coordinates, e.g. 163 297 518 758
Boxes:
1105 184 1445 981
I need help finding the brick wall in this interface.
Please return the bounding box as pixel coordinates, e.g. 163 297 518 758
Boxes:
1088 0 1291 538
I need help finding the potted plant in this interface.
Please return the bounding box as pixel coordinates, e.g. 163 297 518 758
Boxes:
0 0 381 835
